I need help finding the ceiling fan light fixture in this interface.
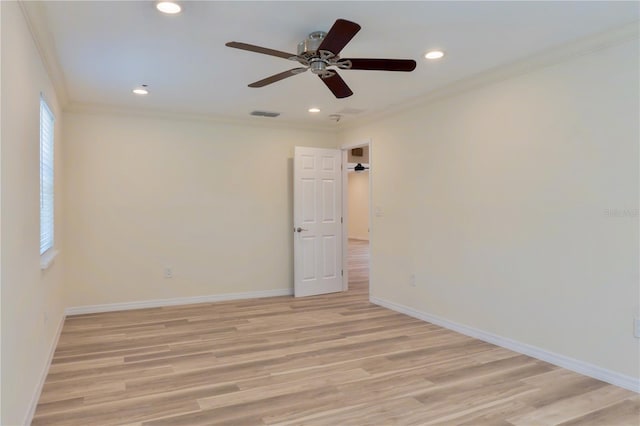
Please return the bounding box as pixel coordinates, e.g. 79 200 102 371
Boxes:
156 1 181 14
308 107 321 113
425 50 445 60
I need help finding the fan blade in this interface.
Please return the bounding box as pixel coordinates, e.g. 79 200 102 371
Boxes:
319 72 353 99
226 42 297 60
342 58 416 72
317 19 361 56
248 68 307 88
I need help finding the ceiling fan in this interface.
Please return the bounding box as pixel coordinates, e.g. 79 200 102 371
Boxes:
225 19 417 99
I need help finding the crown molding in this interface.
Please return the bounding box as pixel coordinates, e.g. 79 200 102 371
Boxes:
18 0 69 108
65 102 340 134
17 2 637 135
339 21 640 132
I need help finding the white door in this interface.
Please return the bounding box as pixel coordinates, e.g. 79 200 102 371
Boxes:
294 146 343 297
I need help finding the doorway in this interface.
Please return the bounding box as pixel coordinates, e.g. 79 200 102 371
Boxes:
342 142 371 298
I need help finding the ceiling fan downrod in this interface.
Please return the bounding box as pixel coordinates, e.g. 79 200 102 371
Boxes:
297 31 327 59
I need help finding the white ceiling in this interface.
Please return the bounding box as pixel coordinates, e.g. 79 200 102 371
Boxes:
34 1 638 126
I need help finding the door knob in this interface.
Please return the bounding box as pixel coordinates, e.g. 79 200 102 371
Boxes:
295 227 308 233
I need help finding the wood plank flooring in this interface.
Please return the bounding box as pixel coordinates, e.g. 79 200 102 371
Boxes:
33 240 639 425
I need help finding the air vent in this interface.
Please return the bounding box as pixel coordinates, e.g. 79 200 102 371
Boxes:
250 110 280 118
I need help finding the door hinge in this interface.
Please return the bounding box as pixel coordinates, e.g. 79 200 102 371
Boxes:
341 217 343 223
341 269 343 276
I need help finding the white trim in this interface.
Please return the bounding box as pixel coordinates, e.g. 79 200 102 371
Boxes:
340 140 371 151
367 142 373 295
40 249 59 270
18 1 69 107
25 289 292 423
341 22 639 132
65 288 293 316
19 0 637 132
371 296 640 393
341 148 349 291
340 139 373 292
24 314 65 426
64 102 339 134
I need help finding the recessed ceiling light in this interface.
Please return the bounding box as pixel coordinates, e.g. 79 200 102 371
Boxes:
308 108 321 113
425 50 445 60
156 1 181 14
132 85 149 95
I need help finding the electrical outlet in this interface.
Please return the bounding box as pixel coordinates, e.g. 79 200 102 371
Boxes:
164 267 173 279
410 274 416 287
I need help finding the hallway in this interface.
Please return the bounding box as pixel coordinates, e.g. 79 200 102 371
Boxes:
347 238 369 297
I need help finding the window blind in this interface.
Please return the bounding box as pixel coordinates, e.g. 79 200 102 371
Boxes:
40 97 55 255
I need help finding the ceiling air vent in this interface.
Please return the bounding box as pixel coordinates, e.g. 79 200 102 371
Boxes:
250 110 280 118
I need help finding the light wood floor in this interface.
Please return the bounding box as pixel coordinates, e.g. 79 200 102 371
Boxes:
34 240 639 425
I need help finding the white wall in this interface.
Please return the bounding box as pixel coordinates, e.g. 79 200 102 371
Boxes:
340 38 639 379
63 112 335 308
348 171 369 240
0 3 3 419
2 7 637 424
1 2 66 424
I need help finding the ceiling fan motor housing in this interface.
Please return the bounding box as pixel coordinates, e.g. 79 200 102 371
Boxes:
297 31 327 58
297 31 338 77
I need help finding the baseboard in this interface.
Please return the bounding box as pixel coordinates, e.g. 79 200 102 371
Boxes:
23 289 292 423
370 296 640 393
65 288 293 316
24 313 66 425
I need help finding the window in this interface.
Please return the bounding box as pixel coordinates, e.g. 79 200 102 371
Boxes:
40 97 55 256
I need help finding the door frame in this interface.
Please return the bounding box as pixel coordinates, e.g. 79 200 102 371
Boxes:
341 139 372 294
